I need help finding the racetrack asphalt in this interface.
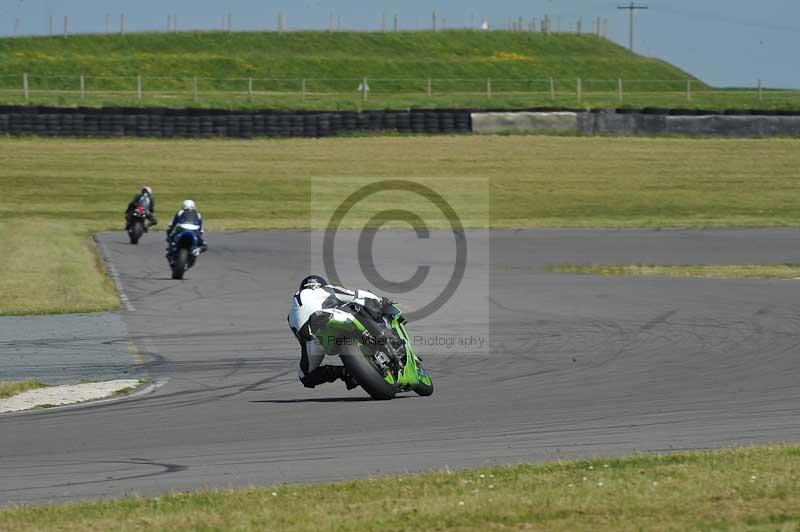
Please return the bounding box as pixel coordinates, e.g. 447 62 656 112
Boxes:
2 228 800 506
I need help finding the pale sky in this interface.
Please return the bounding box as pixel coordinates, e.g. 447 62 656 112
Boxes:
2 0 798 88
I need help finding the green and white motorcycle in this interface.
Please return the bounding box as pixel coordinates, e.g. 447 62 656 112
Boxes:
307 301 433 400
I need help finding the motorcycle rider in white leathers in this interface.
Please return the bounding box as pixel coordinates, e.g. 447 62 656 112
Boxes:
288 275 393 389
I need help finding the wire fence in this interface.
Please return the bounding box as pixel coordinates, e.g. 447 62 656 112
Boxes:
1 74 797 107
4 12 609 37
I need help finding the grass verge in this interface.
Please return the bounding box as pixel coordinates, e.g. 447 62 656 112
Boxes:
548 263 800 279
3 90 797 112
0 379 46 399
1 445 799 531
1 135 799 314
0 219 119 315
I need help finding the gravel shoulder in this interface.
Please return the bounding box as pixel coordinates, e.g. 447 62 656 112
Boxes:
0 379 142 414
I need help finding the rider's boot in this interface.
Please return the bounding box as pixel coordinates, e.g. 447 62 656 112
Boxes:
343 371 359 390
300 365 345 388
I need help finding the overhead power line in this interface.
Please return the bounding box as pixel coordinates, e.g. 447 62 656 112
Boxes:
617 2 648 52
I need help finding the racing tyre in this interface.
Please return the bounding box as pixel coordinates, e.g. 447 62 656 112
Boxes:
341 342 397 400
128 221 144 244
171 248 189 280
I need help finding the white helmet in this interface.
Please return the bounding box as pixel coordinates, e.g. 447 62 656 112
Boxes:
182 199 196 211
142 186 152 195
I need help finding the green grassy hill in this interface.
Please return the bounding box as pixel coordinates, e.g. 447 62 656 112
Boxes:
1 30 699 83
10 31 792 110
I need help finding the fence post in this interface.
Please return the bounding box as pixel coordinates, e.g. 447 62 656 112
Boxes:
758 79 763 102
549 77 555 99
686 79 692 101
577 17 582 34
136 75 142 100
23 73 29 100
80 74 85 100
105 14 110 34
63 15 68 37
394 14 399 32
301 78 306 99
486 78 492 99
382 13 386 32
278 11 285 32
577 77 582 103
432 10 437 31
329 12 334 32
49 16 54 35
248 77 253 101
618 78 623 103
193 77 198 101
427 78 432 97
120 14 125 35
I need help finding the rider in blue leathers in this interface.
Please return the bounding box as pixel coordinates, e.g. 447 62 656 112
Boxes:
165 199 208 251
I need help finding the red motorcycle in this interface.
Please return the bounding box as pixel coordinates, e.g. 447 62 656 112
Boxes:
126 206 151 244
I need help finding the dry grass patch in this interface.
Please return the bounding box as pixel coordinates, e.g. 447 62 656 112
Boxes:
548 263 800 279
0 379 47 399
0 219 119 315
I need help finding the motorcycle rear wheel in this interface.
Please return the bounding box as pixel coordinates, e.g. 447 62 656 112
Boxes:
341 343 397 400
128 221 143 244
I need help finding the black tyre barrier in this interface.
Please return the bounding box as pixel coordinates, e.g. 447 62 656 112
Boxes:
3 105 796 139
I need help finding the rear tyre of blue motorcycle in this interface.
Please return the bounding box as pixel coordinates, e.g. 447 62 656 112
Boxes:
171 248 188 280
341 343 397 400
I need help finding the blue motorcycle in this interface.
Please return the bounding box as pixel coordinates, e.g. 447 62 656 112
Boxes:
166 223 204 279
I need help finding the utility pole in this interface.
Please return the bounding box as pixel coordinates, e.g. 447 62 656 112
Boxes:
618 2 647 52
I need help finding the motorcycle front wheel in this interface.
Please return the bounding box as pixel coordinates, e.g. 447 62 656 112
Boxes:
341 342 398 400
413 364 434 397
171 247 189 279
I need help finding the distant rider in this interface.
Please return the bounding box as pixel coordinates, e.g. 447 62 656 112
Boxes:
125 186 157 228
288 275 397 389
165 199 208 252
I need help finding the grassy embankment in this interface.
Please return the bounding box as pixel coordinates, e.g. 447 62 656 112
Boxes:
548 263 800 279
0 379 46 399
1 135 799 314
4 30 792 110
2 445 799 531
